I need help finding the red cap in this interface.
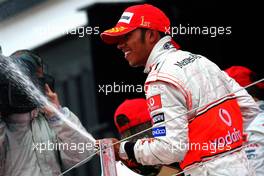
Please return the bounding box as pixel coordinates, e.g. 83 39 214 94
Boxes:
225 66 264 88
225 66 253 87
114 98 151 133
101 4 170 44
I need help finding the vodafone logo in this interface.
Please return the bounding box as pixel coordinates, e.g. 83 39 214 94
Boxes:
210 128 242 148
147 95 162 111
219 108 232 127
149 97 155 106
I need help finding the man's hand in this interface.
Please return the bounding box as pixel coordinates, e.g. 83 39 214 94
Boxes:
96 138 121 160
42 84 61 118
111 138 121 160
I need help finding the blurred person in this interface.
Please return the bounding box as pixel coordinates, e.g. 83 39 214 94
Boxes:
225 66 264 176
100 4 259 176
113 98 182 176
0 50 95 176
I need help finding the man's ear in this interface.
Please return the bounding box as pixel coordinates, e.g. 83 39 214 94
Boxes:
147 30 160 44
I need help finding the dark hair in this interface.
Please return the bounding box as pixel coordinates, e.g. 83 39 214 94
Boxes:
139 28 148 43
0 50 42 115
0 50 55 115
11 50 43 72
139 28 167 43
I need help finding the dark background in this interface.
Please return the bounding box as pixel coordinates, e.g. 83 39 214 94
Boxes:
1 0 262 175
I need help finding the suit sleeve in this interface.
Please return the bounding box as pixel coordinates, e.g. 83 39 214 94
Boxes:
131 81 189 165
224 73 260 130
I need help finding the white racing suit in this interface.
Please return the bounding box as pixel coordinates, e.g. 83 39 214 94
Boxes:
245 100 264 176
120 36 259 176
0 107 95 176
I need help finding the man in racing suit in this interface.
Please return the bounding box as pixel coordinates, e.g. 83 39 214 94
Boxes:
0 51 95 176
225 66 264 176
100 4 259 176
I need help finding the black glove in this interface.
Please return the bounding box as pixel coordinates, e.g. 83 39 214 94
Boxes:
121 159 161 176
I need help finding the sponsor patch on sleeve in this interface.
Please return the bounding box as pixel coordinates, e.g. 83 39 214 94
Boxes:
147 94 162 111
152 126 166 137
152 113 165 124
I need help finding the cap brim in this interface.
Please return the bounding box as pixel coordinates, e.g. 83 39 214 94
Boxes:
100 26 137 44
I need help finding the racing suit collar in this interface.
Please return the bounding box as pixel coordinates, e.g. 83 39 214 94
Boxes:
144 36 175 73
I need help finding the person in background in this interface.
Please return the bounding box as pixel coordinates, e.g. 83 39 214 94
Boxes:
0 50 95 176
225 66 264 176
100 3 259 176
112 98 181 176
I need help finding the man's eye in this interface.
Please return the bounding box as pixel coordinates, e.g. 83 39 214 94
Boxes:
124 34 129 40
124 33 132 40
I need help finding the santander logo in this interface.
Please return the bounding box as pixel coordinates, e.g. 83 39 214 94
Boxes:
218 108 232 127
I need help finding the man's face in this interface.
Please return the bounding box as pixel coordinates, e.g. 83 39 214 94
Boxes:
117 28 151 67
